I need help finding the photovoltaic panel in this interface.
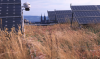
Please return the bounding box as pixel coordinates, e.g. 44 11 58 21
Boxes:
55 10 72 23
56 14 71 23
0 0 22 31
57 18 71 23
48 11 56 21
71 5 100 24
97 5 100 10
74 11 100 17
71 5 97 11
56 14 72 18
2 18 21 24
55 10 72 14
2 17 22 30
0 4 21 16
57 19 66 23
76 17 100 24
48 10 72 23
0 0 21 3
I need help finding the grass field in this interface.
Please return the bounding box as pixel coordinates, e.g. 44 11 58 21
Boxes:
0 23 100 59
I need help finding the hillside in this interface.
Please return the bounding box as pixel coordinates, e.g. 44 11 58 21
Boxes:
0 23 100 59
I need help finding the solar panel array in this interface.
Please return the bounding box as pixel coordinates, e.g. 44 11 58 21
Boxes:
0 0 22 31
74 11 100 17
71 5 100 24
97 5 100 10
0 0 21 3
55 10 72 23
48 10 72 23
71 5 97 11
74 17 100 24
48 11 55 21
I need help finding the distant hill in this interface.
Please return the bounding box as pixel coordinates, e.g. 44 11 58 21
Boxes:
24 16 49 23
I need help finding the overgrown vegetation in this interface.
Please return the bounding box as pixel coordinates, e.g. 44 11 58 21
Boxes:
0 23 100 59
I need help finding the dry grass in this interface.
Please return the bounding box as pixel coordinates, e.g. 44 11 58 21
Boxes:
0 28 30 59
24 23 100 59
0 23 100 59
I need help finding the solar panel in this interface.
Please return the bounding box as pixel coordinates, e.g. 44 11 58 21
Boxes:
55 10 72 14
0 0 21 3
71 5 97 11
55 10 72 23
71 5 100 24
0 0 22 31
48 11 56 21
57 19 66 23
74 11 100 17
56 14 72 18
76 17 100 24
47 10 72 23
97 5 100 10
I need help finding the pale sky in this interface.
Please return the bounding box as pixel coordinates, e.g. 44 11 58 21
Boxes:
21 0 100 16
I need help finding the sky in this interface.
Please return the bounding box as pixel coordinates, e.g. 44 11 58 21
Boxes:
21 0 100 16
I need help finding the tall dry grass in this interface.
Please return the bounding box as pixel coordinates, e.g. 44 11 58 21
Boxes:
0 28 30 59
0 23 100 59
24 23 100 59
